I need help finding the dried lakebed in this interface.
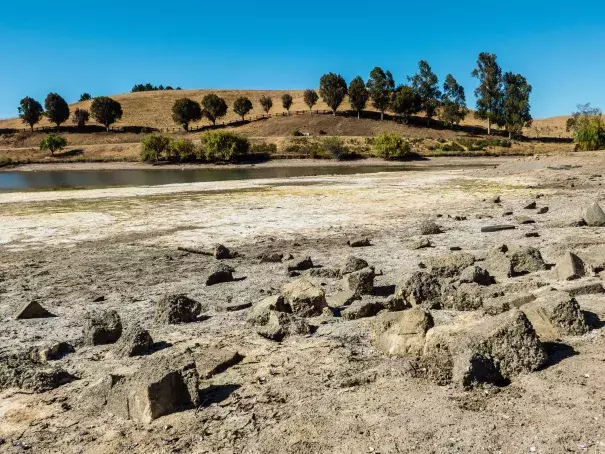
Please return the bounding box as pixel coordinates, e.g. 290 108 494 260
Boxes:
2 153 605 453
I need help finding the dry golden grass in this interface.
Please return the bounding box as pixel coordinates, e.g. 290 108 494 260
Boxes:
0 89 572 139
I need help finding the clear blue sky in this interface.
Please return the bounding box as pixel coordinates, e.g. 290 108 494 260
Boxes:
1 0 604 120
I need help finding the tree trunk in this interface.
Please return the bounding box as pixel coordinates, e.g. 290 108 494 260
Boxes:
487 118 491 135
427 117 431 127
358 111 360 119
333 110 336 117
106 125 109 132
508 131 512 139
380 111 384 121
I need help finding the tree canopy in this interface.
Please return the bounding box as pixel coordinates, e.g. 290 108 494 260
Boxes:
391 85 421 123
72 108 90 128
303 89 319 112
409 60 441 125
260 96 273 114
440 74 467 127
366 67 394 120
319 73 348 115
201 94 228 125
502 72 532 138
233 97 253 121
44 93 70 130
348 76 369 118
171 98 202 131
90 96 123 131
281 93 293 113
472 52 504 135
567 104 605 151
18 97 44 132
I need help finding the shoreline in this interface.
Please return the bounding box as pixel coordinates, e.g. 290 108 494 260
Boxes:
1 156 512 172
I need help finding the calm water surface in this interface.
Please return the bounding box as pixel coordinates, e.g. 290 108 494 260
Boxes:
0 165 437 192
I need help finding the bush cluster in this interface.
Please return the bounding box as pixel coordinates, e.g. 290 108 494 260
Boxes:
372 133 412 160
140 131 252 163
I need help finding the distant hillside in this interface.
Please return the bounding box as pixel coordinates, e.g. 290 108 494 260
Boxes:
0 89 571 138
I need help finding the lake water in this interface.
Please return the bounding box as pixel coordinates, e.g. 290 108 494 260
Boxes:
0 165 436 192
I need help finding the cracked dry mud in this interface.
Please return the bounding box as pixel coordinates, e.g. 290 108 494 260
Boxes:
2 153 605 453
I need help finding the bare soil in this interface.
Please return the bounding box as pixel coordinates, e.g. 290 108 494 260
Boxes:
2 153 605 453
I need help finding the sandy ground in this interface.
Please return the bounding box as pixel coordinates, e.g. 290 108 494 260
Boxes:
1 152 605 453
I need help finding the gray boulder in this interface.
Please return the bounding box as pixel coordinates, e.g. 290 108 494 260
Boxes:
510 247 547 275
343 267 375 296
441 283 484 311
282 278 327 317
427 252 476 278
347 237 371 247
246 295 290 326
155 294 202 325
14 300 55 320
259 252 283 263
395 272 441 309
458 265 494 286
371 308 434 357
556 252 586 281
582 201 605 226
341 255 369 275
84 310 123 346
206 263 235 285
115 324 154 358
340 299 382 320
419 220 443 235
257 311 311 342
214 244 235 259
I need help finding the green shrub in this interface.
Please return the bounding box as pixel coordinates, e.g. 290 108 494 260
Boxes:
372 133 411 160
250 142 277 155
201 131 250 162
40 134 67 155
0 156 13 167
284 139 326 158
439 141 465 152
169 138 197 162
573 117 605 151
141 133 173 162
323 137 355 160
291 128 303 137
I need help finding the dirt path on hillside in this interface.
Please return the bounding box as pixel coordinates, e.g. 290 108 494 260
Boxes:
1 152 605 453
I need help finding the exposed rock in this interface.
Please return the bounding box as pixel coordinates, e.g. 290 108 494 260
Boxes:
423 309 547 388
33 341 75 362
257 311 311 341
14 300 55 320
287 256 314 272
491 195 501 203
516 216 536 225
282 278 327 317
246 295 291 326
441 283 484 311
410 238 432 250
194 348 243 379
427 252 475 278
259 252 283 263
481 225 516 233
449 246 462 251
555 280 604 297
341 255 369 275
347 237 371 247
502 211 513 216
582 201 605 226
341 299 382 320
343 267 375 296
458 266 495 286
419 220 443 235
379 294 410 312
524 201 537 209
0 351 74 393
105 353 200 423
395 272 441 309
205 263 235 286
371 308 434 357
537 207 549 214
326 290 358 308
222 301 253 312
525 232 540 238
309 267 341 279
155 294 202 325
84 310 123 346
484 245 513 279
521 291 589 340
214 244 235 259
510 247 547 275
556 252 586 281
483 293 536 316
114 324 154 358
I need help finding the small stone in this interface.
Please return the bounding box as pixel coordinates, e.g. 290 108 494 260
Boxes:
257 311 311 341
194 348 243 379
14 301 55 320
84 310 123 346
326 290 358 308
114 324 153 357
371 308 434 357
458 266 494 286
259 252 283 263
214 244 235 260
427 252 476 278
410 238 432 250
449 246 462 251
287 256 313 271
341 299 382 320
557 252 586 281
516 216 535 225
491 195 501 203
394 272 441 309
343 267 375 296
247 295 290 326
582 201 605 226
309 267 341 279
35 341 75 362
510 247 547 275
223 301 253 312
524 201 537 209
525 232 540 238
419 220 443 235
537 207 549 214
341 256 369 275
206 263 235 286
502 211 513 217
155 294 202 325
347 237 371 247
282 278 327 317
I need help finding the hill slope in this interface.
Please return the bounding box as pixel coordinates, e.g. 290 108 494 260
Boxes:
0 89 572 138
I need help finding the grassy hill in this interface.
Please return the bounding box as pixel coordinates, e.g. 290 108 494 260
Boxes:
0 89 572 139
